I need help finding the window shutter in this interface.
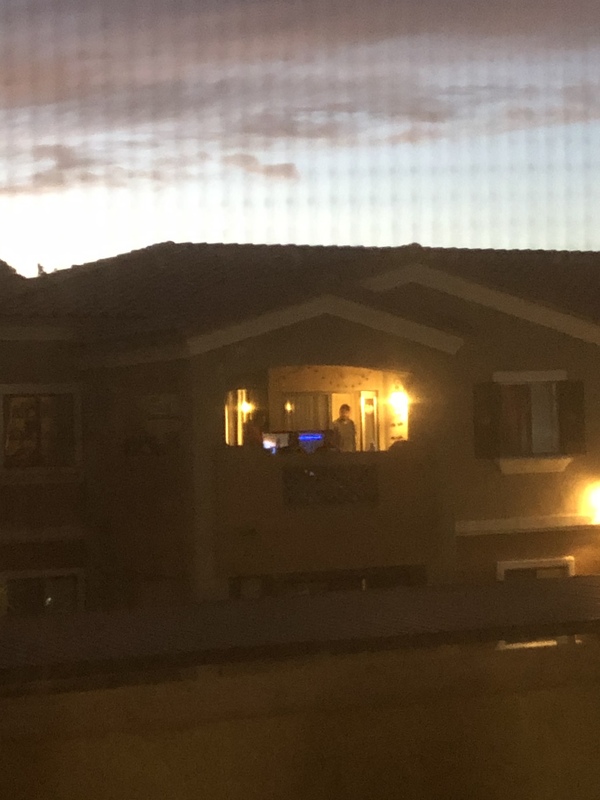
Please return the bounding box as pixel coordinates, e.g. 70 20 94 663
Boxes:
557 380 586 455
473 382 502 458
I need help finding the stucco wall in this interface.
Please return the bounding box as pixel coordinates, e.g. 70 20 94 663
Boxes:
0 340 86 577
214 446 446 579
83 359 195 608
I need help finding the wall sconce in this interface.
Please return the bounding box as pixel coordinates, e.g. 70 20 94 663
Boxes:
284 401 294 414
585 482 600 524
388 390 409 418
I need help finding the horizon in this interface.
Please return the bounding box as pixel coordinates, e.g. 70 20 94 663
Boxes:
2 0 599 277
11 238 600 280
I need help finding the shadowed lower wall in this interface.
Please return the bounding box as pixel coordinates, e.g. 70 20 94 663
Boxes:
2 641 600 800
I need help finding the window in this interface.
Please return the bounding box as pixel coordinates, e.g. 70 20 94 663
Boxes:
1 387 79 470
225 389 252 446
283 392 330 432
496 557 577 650
474 377 585 458
0 570 83 616
497 557 575 581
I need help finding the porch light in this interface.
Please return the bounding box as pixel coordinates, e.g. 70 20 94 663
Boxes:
388 390 409 417
586 483 600 525
284 401 294 414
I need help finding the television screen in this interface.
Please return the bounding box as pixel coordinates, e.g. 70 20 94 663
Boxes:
298 431 324 454
262 431 325 453
262 432 289 453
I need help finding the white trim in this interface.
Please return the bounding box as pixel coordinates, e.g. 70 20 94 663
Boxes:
496 457 573 474
492 370 567 384
496 639 575 651
455 515 593 536
0 325 74 342
187 294 463 356
497 556 575 581
363 264 600 346
82 343 188 369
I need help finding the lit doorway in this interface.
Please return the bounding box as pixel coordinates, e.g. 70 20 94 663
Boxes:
360 391 379 451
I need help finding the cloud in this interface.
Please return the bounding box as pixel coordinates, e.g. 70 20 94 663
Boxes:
0 0 599 193
0 143 125 194
222 153 300 179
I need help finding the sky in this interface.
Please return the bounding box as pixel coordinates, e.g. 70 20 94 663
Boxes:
1 0 599 276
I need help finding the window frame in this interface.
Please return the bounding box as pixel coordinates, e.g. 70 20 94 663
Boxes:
494 371 566 457
496 556 576 650
0 567 85 615
0 384 83 482
473 371 585 468
496 556 575 582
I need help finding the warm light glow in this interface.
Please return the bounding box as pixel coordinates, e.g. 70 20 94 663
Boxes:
388 390 409 418
239 401 254 416
361 395 376 415
587 483 600 524
284 401 294 414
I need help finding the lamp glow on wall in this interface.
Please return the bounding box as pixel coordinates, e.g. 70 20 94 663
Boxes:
224 388 254 446
239 400 254 416
388 389 410 443
389 390 409 418
585 482 600 524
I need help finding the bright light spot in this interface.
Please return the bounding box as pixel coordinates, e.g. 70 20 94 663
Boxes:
588 483 600 524
388 391 409 417
239 401 254 415
284 401 294 414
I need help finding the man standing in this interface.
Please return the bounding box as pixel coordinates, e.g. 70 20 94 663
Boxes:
332 404 356 452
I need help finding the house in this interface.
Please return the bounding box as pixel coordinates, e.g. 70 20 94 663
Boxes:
0 242 599 611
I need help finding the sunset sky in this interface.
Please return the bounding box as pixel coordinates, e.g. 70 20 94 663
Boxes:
1 0 599 276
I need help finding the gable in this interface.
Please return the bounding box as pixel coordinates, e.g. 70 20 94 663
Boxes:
186 295 463 356
363 264 600 347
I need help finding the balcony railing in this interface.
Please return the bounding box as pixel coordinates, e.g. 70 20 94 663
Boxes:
213 444 442 578
282 460 378 506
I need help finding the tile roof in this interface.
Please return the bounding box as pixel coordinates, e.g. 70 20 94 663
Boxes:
0 243 599 338
423 247 600 323
0 259 27 296
2 575 600 685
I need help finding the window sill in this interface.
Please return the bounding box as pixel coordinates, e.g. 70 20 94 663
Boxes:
496 457 573 475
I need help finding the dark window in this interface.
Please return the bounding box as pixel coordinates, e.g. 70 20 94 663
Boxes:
3 394 76 468
473 380 585 458
503 565 571 581
5 574 80 615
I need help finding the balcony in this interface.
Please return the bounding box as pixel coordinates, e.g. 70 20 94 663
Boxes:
213 443 443 581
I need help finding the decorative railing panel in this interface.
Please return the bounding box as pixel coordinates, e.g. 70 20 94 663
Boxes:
282 463 379 506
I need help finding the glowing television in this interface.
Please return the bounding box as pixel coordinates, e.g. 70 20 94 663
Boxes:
262 431 325 454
